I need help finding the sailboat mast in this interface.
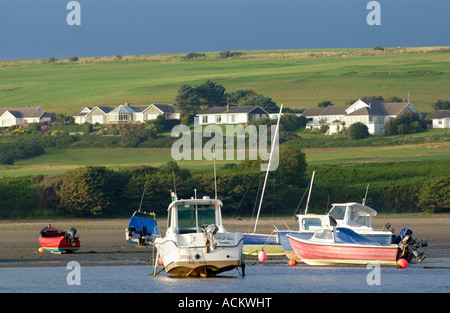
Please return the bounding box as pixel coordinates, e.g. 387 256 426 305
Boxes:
304 171 315 215
253 104 283 234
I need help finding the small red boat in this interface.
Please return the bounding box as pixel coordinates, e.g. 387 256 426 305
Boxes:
39 225 80 254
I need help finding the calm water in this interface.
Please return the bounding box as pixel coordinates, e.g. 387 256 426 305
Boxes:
1 258 449 294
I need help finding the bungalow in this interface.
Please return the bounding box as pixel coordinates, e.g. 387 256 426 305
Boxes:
0 106 54 128
73 107 92 124
196 105 269 125
74 103 180 124
431 110 450 129
302 99 421 136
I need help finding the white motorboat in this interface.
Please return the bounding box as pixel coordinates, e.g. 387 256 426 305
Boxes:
153 193 245 277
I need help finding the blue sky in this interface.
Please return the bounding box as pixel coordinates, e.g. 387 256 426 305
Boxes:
0 0 449 60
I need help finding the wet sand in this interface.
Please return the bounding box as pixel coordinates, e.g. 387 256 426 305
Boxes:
0 215 449 267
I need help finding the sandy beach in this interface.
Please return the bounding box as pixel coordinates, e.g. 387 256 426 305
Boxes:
0 215 449 267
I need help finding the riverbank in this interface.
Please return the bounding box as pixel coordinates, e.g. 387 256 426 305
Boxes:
0 215 449 267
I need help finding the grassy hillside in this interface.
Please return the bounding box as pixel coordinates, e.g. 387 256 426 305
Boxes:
1 47 449 114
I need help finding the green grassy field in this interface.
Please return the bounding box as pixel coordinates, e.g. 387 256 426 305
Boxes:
1 47 449 114
1 141 448 177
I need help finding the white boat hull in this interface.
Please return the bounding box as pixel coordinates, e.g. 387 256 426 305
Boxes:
155 232 244 277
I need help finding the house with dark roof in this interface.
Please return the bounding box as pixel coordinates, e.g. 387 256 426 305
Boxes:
301 99 421 135
196 105 269 125
0 106 54 128
431 110 450 129
74 102 180 124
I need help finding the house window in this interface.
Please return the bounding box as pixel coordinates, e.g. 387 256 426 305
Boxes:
147 114 159 120
216 115 221 123
231 115 235 123
438 119 443 125
119 113 129 121
202 116 208 124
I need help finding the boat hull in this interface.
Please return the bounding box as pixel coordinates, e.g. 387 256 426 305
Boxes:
39 236 80 254
243 233 284 256
279 230 397 261
288 235 399 266
278 231 313 260
156 232 244 277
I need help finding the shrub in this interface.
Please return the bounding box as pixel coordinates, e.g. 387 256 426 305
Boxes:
348 122 369 139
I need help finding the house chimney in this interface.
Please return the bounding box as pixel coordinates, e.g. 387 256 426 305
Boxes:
226 98 230 111
124 101 129 106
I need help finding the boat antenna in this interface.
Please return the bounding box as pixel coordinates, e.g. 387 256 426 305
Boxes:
171 168 177 199
304 170 315 215
138 185 146 212
213 149 217 199
253 104 283 234
362 183 369 205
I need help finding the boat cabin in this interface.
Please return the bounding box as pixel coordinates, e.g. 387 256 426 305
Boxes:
295 202 377 233
328 202 376 228
166 197 226 236
296 215 332 232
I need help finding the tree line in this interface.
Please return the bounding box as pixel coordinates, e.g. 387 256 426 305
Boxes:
0 144 309 218
1 154 448 219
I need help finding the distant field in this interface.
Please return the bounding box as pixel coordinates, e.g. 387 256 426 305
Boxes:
1 141 448 177
0 47 449 114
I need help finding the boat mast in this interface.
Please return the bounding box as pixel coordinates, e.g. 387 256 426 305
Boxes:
362 183 369 205
214 150 218 199
304 171 315 215
253 104 283 234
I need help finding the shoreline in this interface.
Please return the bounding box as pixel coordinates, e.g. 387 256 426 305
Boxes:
0 215 449 267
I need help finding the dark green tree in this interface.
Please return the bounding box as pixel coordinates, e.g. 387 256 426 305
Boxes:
418 176 450 213
348 122 370 139
240 94 279 113
432 99 450 112
175 84 203 116
318 101 334 107
58 166 123 216
197 80 227 107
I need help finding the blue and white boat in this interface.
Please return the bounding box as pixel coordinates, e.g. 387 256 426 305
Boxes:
125 211 159 246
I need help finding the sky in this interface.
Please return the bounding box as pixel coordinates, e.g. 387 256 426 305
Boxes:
0 0 449 60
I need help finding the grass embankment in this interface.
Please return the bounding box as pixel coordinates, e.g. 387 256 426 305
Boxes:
1 47 449 113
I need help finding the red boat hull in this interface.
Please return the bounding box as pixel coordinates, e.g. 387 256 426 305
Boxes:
288 235 400 266
39 236 80 254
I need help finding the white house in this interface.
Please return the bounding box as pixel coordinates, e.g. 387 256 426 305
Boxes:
431 110 450 129
0 106 54 128
197 105 269 125
73 107 92 124
301 99 421 136
74 103 180 124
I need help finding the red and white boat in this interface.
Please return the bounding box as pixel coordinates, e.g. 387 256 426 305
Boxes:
39 225 80 254
288 227 401 266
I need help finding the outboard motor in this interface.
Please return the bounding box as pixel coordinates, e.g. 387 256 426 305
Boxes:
202 224 219 252
66 227 78 246
139 225 147 245
398 228 426 262
127 226 136 240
